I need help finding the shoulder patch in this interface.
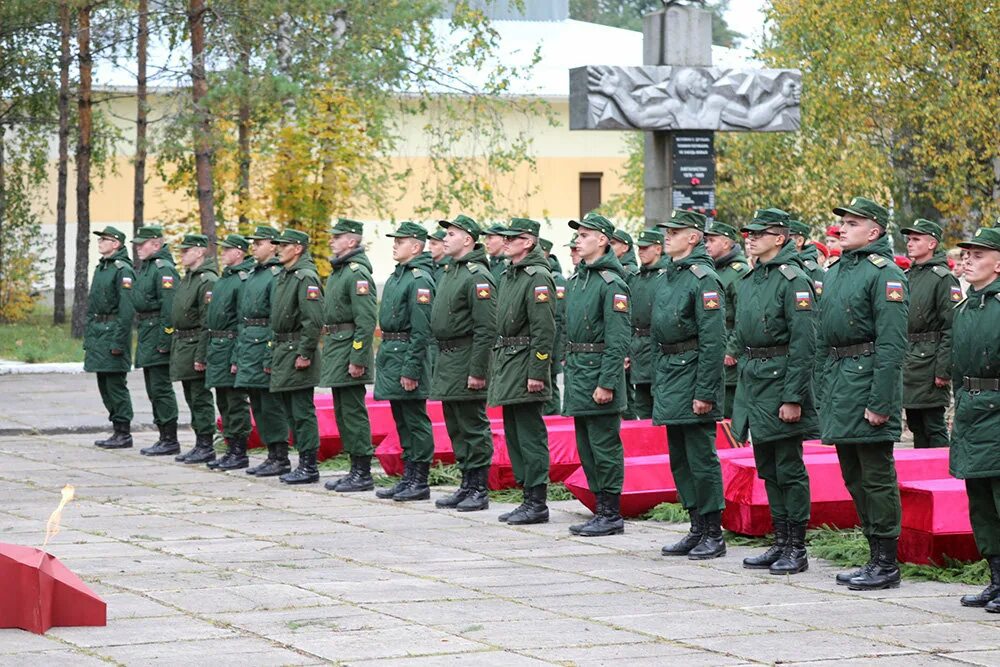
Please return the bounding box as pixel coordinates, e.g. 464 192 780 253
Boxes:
524 265 539 276
599 270 615 284
612 293 629 312
814 280 824 297
556 284 566 299
885 280 905 302
689 264 707 279
161 275 174 289
121 275 133 289
416 287 432 304
950 285 963 302
868 254 889 268
475 282 491 299
534 285 551 303
306 285 321 300
356 279 370 295
204 290 213 304
778 264 797 281
794 290 812 310
702 291 721 310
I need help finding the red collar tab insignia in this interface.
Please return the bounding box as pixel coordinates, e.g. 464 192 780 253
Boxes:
950 286 963 302
556 285 566 299
534 285 550 302
121 276 133 289
306 285 321 300
613 293 629 311
204 290 213 304
356 280 370 295
475 283 491 299
795 290 812 310
416 288 431 304
702 290 720 310
885 281 904 302
161 275 174 289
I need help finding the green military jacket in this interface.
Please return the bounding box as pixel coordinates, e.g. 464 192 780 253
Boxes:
319 249 377 389
800 243 827 299
269 253 323 392
374 252 435 400
620 250 639 276
488 254 507 283
429 246 497 401
715 246 750 386
488 245 556 406
563 248 631 416
731 241 819 443
903 253 959 409
131 245 179 368
204 256 254 389
627 255 670 386
815 234 909 444
433 257 450 283
234 257 283 390
84 247 135 373
549 255 567 366
949 278 1000 479
651 243 725 425
169 257 218 382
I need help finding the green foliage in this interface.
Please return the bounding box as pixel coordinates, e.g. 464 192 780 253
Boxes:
317 452 352 472
428 462 463 486
0 304 84 361
641 501 690 523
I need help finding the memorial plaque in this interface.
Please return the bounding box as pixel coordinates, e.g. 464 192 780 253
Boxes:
671 187 716 214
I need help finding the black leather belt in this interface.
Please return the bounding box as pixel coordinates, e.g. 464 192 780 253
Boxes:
659 338 698 355
322 323 356 335
963 376 1000 392
908 331 942 343
497 336 532 347
829 341 875 359
382 331 410 342
274 332 301 342
438 335 473 351
745 345 789 360
173 328 200 340
93 314 117 322
567 342 605 353
210 330 236 339
136 311 160 320
244 317 269 326
633 327 651 337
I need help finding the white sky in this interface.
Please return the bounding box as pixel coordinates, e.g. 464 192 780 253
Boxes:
723 0 768 52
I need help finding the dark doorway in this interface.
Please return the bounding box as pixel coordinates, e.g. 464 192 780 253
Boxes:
579 172 602 219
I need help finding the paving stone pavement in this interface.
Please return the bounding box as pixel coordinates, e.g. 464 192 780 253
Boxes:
0 374 998 666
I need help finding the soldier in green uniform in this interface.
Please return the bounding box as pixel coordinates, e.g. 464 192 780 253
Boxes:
270 229 324 484
628 228 668 420
88 226 136 449
540 238 566 416
237 225 291 477
705 220 749 420
654 210 727 559
321 218 378 493
483 224 508 283
900 218 958 448
431 215 497 512
609 229 639 420
789 219 826 298
734 210 818 574
131 226 181 456
195 234 255 469
168 234 219 461
564 213 631 536
818 196 909 590
374 222 437 502
427 228 448 374
950 228 1000 611
489 218 556 524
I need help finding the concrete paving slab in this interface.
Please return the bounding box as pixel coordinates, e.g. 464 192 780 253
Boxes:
689 629 917 663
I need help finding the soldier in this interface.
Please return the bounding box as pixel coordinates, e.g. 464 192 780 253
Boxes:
900 218 959 448
428 228 449 282
734 210 818 574
628 228 669 420
168 234 219 462
540 238 566 416
705 220 749 420
374 222 437 502
609 229 639 420
131 226 182 456
321 219 378 493
817 196 908 590
195 234 255 469
431 215 497 512
564 213 631 537
483 224 508 282
951 228 1000 612
489 218 556 524
789 219 826 297
237 225 292 477
270 229 324 484
88 226 136 449
567 234 581 269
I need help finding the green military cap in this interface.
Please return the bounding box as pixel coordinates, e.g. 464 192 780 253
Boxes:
570 213 615 237
636 228 665 247
133 225 164 242
705 221 741 243
93 225 126 244
833 195 889 228
274 228 310 245
246 224 281 240
429 229 447 241
439 214 481 240
330 218 364 236
612 229 634 247
958 227 1000 252
788 219 812 237
219 233 249 251
385 221 428 240
499 217 541 237
179 233 209 248
564 233 578 248
658 208 707 230
742 208 792 232
539 238 553 252
484 223 507 236
900 218 943 242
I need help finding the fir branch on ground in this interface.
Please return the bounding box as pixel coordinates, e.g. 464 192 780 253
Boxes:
640 502 690 523
317 453 351 471
487 482 573 504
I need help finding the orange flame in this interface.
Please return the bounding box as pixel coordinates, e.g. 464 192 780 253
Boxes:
43 485 75 547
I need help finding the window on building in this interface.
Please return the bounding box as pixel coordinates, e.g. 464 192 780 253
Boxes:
579 173 602 219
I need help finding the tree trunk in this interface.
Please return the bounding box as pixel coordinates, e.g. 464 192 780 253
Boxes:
237 42 250 228
188 0 216 244
54 0 71 325
0 126 6 315
133 0 148 237
70 4 93 339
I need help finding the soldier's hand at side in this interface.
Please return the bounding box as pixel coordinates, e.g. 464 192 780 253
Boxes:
527 379 545 393
467 376 486 390
593 387 614 404
779 402 802 423
295 356 311 369
623 356 631 370
194 361 206 372
934 376 950 388
263 367 271 375
692 399 713 415
724 354 738 367
348 363 365 378
400 376 418 391
110 348 123 356
864 408 889 426
230 364 238 375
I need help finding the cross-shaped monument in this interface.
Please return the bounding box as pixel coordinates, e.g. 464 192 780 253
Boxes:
569 3 802 226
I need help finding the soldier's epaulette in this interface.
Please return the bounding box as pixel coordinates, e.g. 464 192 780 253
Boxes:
524 266 539 276
114 259 129 270
803 259 818 271
740 267 757 280
270 265 282 276
411 267 430 281
348 262 360 272
778 264 797 281
238 271 249 281
867 254 889 268
468 262 488 275
155 258 167 268
295 268 318 281
731 261 747 272
995 293 1000 305
931 265 951 279
689 265 708 279
600 270 616 284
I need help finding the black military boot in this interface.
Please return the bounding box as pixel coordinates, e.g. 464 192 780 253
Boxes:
215 437 249 470
140 422 181 456
376 462 412 499
180 433 215 464
336 455 375 492
255 443 292 477
205 439 232 468
661 510 703 556
770 521 809 575
499 486 530 523
394 462 431 501
97 421 134 449
247 443 277 475
435 469 470 508
507 484 549 525
688 510 727 560
848 537 901 590
456 468 490 512
280 449 319 484
325 457 358 491
570 494 603 535
579 492 625 536
743 519 788 569
961 557 1000 607
836 535 876 585
93 426 115 447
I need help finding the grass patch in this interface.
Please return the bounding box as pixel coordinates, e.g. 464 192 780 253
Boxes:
641 502 690 523
428 463 463 486
318 453 351 472
0 303 85 363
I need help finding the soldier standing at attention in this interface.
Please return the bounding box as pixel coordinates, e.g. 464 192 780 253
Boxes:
654 210 727 559
609 229 639 420
564 213 631 537
131 226 182 456
168 234 219 462
270 229 324 484
483 224 508 283
374 222 437 502
540 238 566 416
321 219 378 493
789 219 826 298
490 218 556 523
818 196 908 590
88 226 136 449
431 215 497 512
238 226 292 477
900 219 959 448
705 220 749 420
950 228 1000 612
628 228 668 420
428 228 449 282
734 210 818 574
